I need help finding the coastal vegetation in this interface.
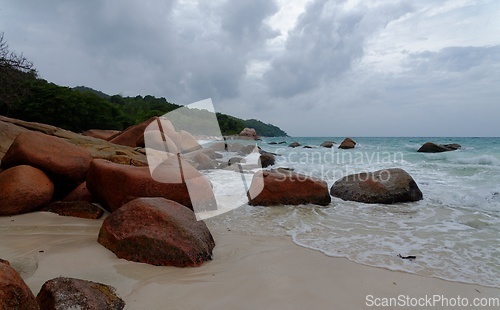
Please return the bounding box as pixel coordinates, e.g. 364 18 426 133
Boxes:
0 33 287 136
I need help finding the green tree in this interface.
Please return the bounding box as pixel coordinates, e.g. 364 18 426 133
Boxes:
0 32 37 116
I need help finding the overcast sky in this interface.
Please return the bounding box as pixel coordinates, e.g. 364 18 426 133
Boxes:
1 0 499 136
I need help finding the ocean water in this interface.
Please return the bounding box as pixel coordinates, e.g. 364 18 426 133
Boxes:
204 137 500 288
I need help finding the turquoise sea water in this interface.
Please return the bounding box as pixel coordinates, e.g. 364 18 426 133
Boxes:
205 137 500 287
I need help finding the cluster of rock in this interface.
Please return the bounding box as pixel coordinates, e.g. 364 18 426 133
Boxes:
0 116 223 308
1 116 440 307
245 167 423 206
0 259 125 310
284 138 462 154
286 138 356 149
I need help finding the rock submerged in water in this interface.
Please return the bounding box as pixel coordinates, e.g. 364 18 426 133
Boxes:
268 141 286 145
259 153 276 168
0 259 38 310
339 137 356 149
36 277 125 310
330 168 423 204
98 197 215 267
320 141 335 148
247 168 331 206
288 141 301 148
417 142 461 153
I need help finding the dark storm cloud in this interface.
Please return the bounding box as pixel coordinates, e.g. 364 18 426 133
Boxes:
2 0 499 136
0 0 279 103
263 0 414 98
220 0 279 44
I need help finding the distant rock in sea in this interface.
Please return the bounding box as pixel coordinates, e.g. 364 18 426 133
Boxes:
288 142 301 148
339 138 356 149
239 127 259 140
417 142 461 153
320 141 335 148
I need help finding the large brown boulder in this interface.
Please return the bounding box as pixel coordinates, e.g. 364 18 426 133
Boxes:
339 137 356 149
86 158 216 212
36 277 124 310
98 197 215 267
151 118 183 148
247 169 331 206
0 165 54 216
143 129 179 154
142 118 201 153
0 115 147 167
330 168 423 204
1 131 92 184
0 259 38 310
191 152 217 170
417 142 461 153
0 120 30 160
82 129 121 140
0 115 57 135
108 116 157 147
178 130 202 153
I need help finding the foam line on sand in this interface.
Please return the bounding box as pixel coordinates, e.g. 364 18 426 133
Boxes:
1 212 499 309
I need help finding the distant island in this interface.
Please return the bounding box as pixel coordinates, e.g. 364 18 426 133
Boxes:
0 34 287 137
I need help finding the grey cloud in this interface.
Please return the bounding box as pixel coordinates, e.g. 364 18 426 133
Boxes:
220 0 279 44
1 0 279 103
263 0 414 98
2 0 499 136
404 45 500 73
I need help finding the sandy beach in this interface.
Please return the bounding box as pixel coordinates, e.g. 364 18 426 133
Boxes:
0 212 498 310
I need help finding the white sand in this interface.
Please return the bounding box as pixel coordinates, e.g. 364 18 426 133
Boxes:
1 212 498 310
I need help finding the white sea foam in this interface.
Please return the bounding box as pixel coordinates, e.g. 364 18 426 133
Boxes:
205 137 500 287
453 154 500 166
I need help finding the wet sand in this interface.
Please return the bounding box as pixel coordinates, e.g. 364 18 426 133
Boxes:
0 212 498 309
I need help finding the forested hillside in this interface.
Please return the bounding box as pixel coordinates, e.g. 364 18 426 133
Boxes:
0 33 287 136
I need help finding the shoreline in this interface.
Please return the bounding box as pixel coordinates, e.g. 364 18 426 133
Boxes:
1 212 499 309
